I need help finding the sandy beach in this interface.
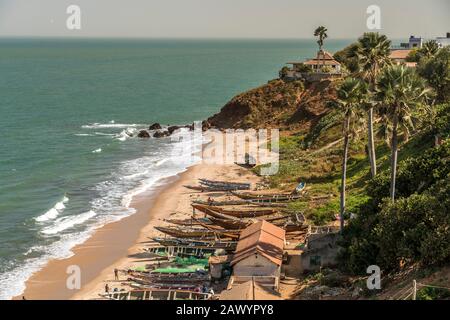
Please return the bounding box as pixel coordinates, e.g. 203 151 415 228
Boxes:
16 161 260 300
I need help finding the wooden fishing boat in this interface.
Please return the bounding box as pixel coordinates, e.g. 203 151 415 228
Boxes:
199 179 250 190
128 271 209 284
294 182 307 194
231 191 303 202
193 199 247 206
207 217 250 229
192 199 288 207
183 185 230 192
164 217 211 226
128 280 199 291
102 289 211 300
152 237 237 251
192 204 278 218
206 215 298 230
155 226 239 240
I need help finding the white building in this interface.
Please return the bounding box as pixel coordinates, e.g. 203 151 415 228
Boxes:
284 50 342 81
400 35 423 49
436 33 450 48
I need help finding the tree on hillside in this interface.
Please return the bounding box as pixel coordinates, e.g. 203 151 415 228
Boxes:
419 40 440 59
314 26 328 70
375 65 429 201
355 32 392 178
336 78 367 232
418 47 450 103
406 41 440 63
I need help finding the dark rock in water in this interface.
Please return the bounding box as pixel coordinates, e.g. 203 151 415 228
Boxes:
202 120 211 131
137 130 151 138
149 123 162 130
153 130 170 138
168 125 181 134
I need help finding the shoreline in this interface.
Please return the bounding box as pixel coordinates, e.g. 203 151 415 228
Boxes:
17 162 260 300
15 168 187 300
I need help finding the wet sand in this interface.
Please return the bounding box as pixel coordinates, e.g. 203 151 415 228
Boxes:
16 163 260 300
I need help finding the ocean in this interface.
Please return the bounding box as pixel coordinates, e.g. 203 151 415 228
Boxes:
0 38 352 299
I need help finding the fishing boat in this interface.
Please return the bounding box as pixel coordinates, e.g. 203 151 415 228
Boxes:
183 185 230 192
206 215 299 230
206 217 250 229
102 289 211 300
155 226 239 240
199 179 250 190
294 182 307 194
192 204 278 218
152 237 237 251
164 217 211 226
128 271 209 284
231 191 303 202
192 199 288 207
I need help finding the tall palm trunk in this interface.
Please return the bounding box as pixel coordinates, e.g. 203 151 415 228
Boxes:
367 107 377 177
390 113 399 201
340 117 350 233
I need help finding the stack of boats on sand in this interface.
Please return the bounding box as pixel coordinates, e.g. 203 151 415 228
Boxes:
101 179 307 300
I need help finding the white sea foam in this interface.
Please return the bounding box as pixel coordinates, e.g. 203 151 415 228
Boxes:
74 133 94 137
92 148 102 154
82 123 142 129
35 196 69 222
116 128 137 141
0 229 93 300
41 210 96 235
0 127 204 300
94 132 116 136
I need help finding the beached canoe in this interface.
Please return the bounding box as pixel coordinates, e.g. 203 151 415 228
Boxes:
192 204 278 218
198 179 250 190
192 199 288 207
164 217 211 226
152 237 237 251
231 191 303 202
155 226 239 240
102 289 210 300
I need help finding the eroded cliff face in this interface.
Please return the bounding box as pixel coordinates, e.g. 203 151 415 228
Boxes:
207 79 337 131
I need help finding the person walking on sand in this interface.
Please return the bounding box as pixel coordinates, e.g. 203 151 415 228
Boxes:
105 283 110 293
114 268 119 280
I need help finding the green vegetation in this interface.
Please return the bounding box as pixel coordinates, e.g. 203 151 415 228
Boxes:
354 32 392 178
417 286 450 300
417 47 450 103
264 31 450 277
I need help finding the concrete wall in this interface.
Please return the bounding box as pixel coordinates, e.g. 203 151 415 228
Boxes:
233 254 280 277
300 233 341 272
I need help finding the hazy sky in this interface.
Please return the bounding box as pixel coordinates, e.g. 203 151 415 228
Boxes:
0 0 448 39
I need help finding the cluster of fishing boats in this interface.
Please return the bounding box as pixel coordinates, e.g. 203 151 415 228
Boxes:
102 179 307 300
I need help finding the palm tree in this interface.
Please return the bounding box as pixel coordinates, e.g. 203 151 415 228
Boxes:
375 65 429 201
314 26 328 71
336 78 367 232
355 32 392 178
418 40 440 59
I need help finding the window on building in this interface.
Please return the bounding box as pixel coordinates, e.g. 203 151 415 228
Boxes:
310 255 321 266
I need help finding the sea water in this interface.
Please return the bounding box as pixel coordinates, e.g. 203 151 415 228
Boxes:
0 38 351 299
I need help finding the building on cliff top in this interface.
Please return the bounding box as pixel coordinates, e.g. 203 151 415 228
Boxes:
283 50 342 82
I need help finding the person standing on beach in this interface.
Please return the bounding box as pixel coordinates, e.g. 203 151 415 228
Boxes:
105 283 110 293
114 268 119 280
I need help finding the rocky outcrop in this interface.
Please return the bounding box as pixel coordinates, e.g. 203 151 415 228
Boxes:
137 130 151 138
168 126 181 134
153 130 170 138
207 79 336 131
149 123 162 130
